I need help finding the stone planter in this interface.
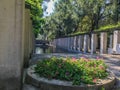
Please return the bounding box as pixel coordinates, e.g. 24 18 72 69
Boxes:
26 65 116 90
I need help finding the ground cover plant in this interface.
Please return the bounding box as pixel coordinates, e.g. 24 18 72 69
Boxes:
35 56 108 85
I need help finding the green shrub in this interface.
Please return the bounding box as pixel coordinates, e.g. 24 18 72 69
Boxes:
34 56 108 85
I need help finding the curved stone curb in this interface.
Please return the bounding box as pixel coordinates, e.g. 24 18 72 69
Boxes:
26 65 116 90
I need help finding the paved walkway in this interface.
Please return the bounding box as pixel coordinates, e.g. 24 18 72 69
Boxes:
102 54 120 90
23 53 120 90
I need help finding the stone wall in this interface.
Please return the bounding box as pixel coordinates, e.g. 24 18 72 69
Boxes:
24 9 31 67
52 30 120 54
0 0 24 90
24 9 35 67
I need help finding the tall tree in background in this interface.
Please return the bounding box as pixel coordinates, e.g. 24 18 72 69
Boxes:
25 0 44 37
42 0 120 39
112 0 120 23
43 0 85 38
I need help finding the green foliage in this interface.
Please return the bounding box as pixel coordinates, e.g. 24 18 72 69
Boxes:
35 56 108 85
67 22 120 37
25 0 44 37
96 22 120 31
42 0 120 39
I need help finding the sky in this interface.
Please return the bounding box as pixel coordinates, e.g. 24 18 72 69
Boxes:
42 0 56 16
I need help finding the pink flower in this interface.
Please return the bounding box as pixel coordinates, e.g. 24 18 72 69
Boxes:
94 64 96 67
96 56 100 60
99 65 104 70
81 56 86 59
84 59 90 62
93 78 97 83
96 56 103 60
72 57 77 62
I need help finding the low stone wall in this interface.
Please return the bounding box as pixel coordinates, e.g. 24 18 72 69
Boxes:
52 30 120 54
26 65 116 90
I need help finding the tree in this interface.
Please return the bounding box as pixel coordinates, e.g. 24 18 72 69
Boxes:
43 0 85 37
25 0 44 37
112 0 120 23
43 0 120 38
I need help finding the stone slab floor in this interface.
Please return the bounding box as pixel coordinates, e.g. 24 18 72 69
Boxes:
23 84 39 90
23 54 120 90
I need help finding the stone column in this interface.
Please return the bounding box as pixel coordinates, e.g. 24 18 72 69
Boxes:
65 38 67 49
113 30 120 52
108 34 113 54
67 38 69 50
83 34 89 53
96 35 98 49
71 37 74 50
76 36 79 51
59 38 64 47
0 0 24 90
76 36 80 51
62 38 63 48
63 38 65 49
109 34 113 48
88 36 90 52
78 35 83 52
73 37 75 51
53 39 56 47
100 32 107 54
73 36 77 51
69 37 72 51
57 39 59 47
67 37 70 51
54 39 57 47
91 34 97 54
56 39 58 47
63 38 65 48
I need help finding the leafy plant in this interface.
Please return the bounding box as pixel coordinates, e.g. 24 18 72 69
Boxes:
35 56 108 85
25 0 44 37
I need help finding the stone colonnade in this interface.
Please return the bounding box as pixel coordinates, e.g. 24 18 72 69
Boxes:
0 1 35 90
53 30 120 54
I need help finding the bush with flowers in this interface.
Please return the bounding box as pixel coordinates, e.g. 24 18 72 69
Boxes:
34 56 108 85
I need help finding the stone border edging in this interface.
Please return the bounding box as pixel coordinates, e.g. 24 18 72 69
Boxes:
26 64 116 90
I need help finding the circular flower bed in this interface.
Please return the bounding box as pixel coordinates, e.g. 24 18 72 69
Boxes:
34 56 108 85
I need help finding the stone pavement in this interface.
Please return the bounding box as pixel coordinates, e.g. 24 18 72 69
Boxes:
101 54 120 90
23 84 39 90
23 53 120 90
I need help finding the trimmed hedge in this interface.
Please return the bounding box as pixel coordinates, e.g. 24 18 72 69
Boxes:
63 22 120 38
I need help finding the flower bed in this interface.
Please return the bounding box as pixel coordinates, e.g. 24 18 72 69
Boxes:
34 57 108 85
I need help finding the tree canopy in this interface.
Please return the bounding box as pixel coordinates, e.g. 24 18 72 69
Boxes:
25 0 44 37
42 0 120 39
